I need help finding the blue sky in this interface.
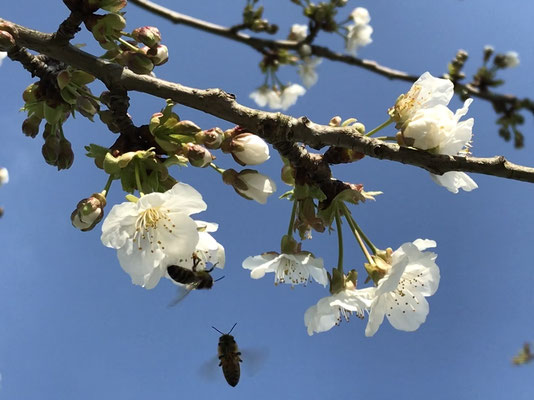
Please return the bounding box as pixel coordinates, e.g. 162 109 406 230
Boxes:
1 0 533 399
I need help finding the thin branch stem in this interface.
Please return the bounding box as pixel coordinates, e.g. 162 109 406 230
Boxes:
334 209 344 273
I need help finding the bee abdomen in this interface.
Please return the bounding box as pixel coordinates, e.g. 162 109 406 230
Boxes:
221 360 241 387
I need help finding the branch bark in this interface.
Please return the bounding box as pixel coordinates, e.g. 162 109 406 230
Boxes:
5 18 534 184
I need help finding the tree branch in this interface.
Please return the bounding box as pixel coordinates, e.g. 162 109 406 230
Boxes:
129 0 534 115
5 18 534 184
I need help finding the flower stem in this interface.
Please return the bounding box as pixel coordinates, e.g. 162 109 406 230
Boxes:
134 161 144 196
341 203 379 255
374 136 398 141
209 162 225 174
365 118 394 137
334 209 344 273
287 200 298 237
102 174 114 196
117 37 142 53
340 204 374 264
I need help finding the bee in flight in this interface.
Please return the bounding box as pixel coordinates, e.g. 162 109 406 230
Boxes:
167 254 223 306
212 323 242 387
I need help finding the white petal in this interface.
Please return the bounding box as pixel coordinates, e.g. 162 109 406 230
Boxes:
386 291 430 332
164 182 207 215
375 255 409 296
100 201 140 249
365 295 387 337
429 171 478 193
304 297 339 335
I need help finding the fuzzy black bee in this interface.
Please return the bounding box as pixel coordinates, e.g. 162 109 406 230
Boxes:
212 323 242 387
167 255 222 306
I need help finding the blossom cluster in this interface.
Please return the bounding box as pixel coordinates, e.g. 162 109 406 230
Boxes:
243 239 440 337
101 183 224 289
391 72 478 193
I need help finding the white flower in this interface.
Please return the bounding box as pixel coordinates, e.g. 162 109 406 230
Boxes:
242 252 328 286
279 84 306 110
402 99 474 155
503 51 520 68
289 24 308 42
345 7 372 56
298 57 322 88
304 287 375 335
250 84 306 110
0 167 8 186
164 220 225 282
0 52 6 67
350 7 371 25
101 183 207 289
365 239 440 337
250 86 281 109
232 133 270 165
393 72 477 193
429 171 478 194
345 24 373 56
391 72 455 126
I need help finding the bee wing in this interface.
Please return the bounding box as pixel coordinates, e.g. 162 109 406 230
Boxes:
167 283 197 307
198 355 219 381
241 347 269 377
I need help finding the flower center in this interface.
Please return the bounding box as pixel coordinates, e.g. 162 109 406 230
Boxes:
276 257 308 286
134 206 174 253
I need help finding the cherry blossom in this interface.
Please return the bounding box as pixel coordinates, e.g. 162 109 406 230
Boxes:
304 287 375 335
365 239 440 337
242 252 328 286
101 183 208 289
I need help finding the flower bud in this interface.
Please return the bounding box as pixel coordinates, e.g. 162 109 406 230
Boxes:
223 132 270 166
329 116 342 127
222 168 276 204
195 127 224 149
281 164 295 186
99 0 127 12
183 143 214 168
124 52 154 75
22 83 42 103
57 139 74 170
132 26 162 48
22 115 42 138
71 192 107 231
494 51 520 69
42 135 61 165
483 45 494 63
144 44 169 66
288 24 308 42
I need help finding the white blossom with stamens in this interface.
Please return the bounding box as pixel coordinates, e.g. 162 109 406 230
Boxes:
365 239 440 337
242 252 328 286
304 287 375 335
503 51 520 68
250 84 306 110
101 183 207 289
